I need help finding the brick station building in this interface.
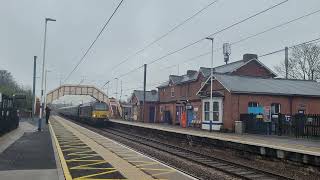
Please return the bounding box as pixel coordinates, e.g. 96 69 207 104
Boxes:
197 74 320 131
157 54 277 126
129 90 158 123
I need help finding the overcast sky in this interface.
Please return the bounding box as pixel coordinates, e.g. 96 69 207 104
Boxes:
1 0 320 103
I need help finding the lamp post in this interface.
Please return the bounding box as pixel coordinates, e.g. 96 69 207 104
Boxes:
39 17 56 131
44 69 51 107
115 78 119 100
205 37 214 131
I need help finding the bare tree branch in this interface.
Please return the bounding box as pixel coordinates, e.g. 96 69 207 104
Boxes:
274 43 320 80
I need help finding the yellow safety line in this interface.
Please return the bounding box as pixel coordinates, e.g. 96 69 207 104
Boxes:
61 143 87 147
71 167 116 170
68 150 95 156
70 161 109 170
68 153 96 157
68 154 100 161
49 123 73 180
75 179 126 180
62 147 91 151
61 145 88 149
66 159 106 162
73 170 118 179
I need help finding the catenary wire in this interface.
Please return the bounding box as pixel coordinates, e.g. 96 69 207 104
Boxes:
146 0 288 66
101 0 219 88
64 0 125 83
109 0 219 71
157 8 320 69
122 37 320 94
115 0 288 80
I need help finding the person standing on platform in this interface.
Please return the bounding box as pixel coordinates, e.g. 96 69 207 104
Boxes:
45 106 51 124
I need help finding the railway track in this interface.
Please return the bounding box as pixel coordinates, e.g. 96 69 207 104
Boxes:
65 118 294 180
101 127 294 180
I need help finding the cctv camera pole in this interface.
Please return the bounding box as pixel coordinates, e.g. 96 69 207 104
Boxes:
206 37 214 132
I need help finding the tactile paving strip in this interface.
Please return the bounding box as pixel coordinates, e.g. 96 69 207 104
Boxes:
51 121 126 180
60 118 196 180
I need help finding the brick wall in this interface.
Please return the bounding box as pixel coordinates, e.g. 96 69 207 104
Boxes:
201 79 320 131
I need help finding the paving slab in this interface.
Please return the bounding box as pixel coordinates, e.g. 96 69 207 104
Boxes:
0 169 59 180
0 123 56 170
0 119 61 180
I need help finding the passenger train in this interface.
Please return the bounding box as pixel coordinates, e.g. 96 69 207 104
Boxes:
58 101 110 125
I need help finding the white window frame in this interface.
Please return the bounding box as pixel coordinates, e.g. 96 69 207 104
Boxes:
248 101 259 107
271 103 281 114
202 97 223 122
204 102 210 121
171 87 175 97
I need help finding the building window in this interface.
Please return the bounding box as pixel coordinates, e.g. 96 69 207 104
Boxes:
248 101 259 107
171 87 175 97
212 101 219 121
204 102 210 121
271 103 281 114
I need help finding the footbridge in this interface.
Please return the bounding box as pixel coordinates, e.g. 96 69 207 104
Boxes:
46 84 122 117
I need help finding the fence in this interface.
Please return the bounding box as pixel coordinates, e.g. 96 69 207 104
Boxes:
240 113 320 138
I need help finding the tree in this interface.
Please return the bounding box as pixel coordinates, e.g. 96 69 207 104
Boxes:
274 43 320 80
0 70 33 110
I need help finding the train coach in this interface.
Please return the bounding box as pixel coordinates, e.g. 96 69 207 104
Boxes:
58 101 110 126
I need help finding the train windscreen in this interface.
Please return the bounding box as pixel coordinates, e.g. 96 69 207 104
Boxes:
94 103 108 111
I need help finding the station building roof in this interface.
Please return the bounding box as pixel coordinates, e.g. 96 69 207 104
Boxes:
132 90 159 102
198 74 320 97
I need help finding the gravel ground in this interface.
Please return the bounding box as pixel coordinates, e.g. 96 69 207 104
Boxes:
117 124 320 180
99 128 240 180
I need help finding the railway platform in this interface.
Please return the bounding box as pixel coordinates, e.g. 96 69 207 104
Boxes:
50 116 196 180
0 117 196 180
109 119 320 166
0 118 63 180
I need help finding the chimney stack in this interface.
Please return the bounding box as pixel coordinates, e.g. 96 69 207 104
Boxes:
243 53 258 62
186 70 197 76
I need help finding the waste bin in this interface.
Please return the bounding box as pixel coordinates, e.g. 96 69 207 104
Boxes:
235 121 244 134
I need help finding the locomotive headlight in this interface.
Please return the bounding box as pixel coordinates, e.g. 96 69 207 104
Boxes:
93 114 96 117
